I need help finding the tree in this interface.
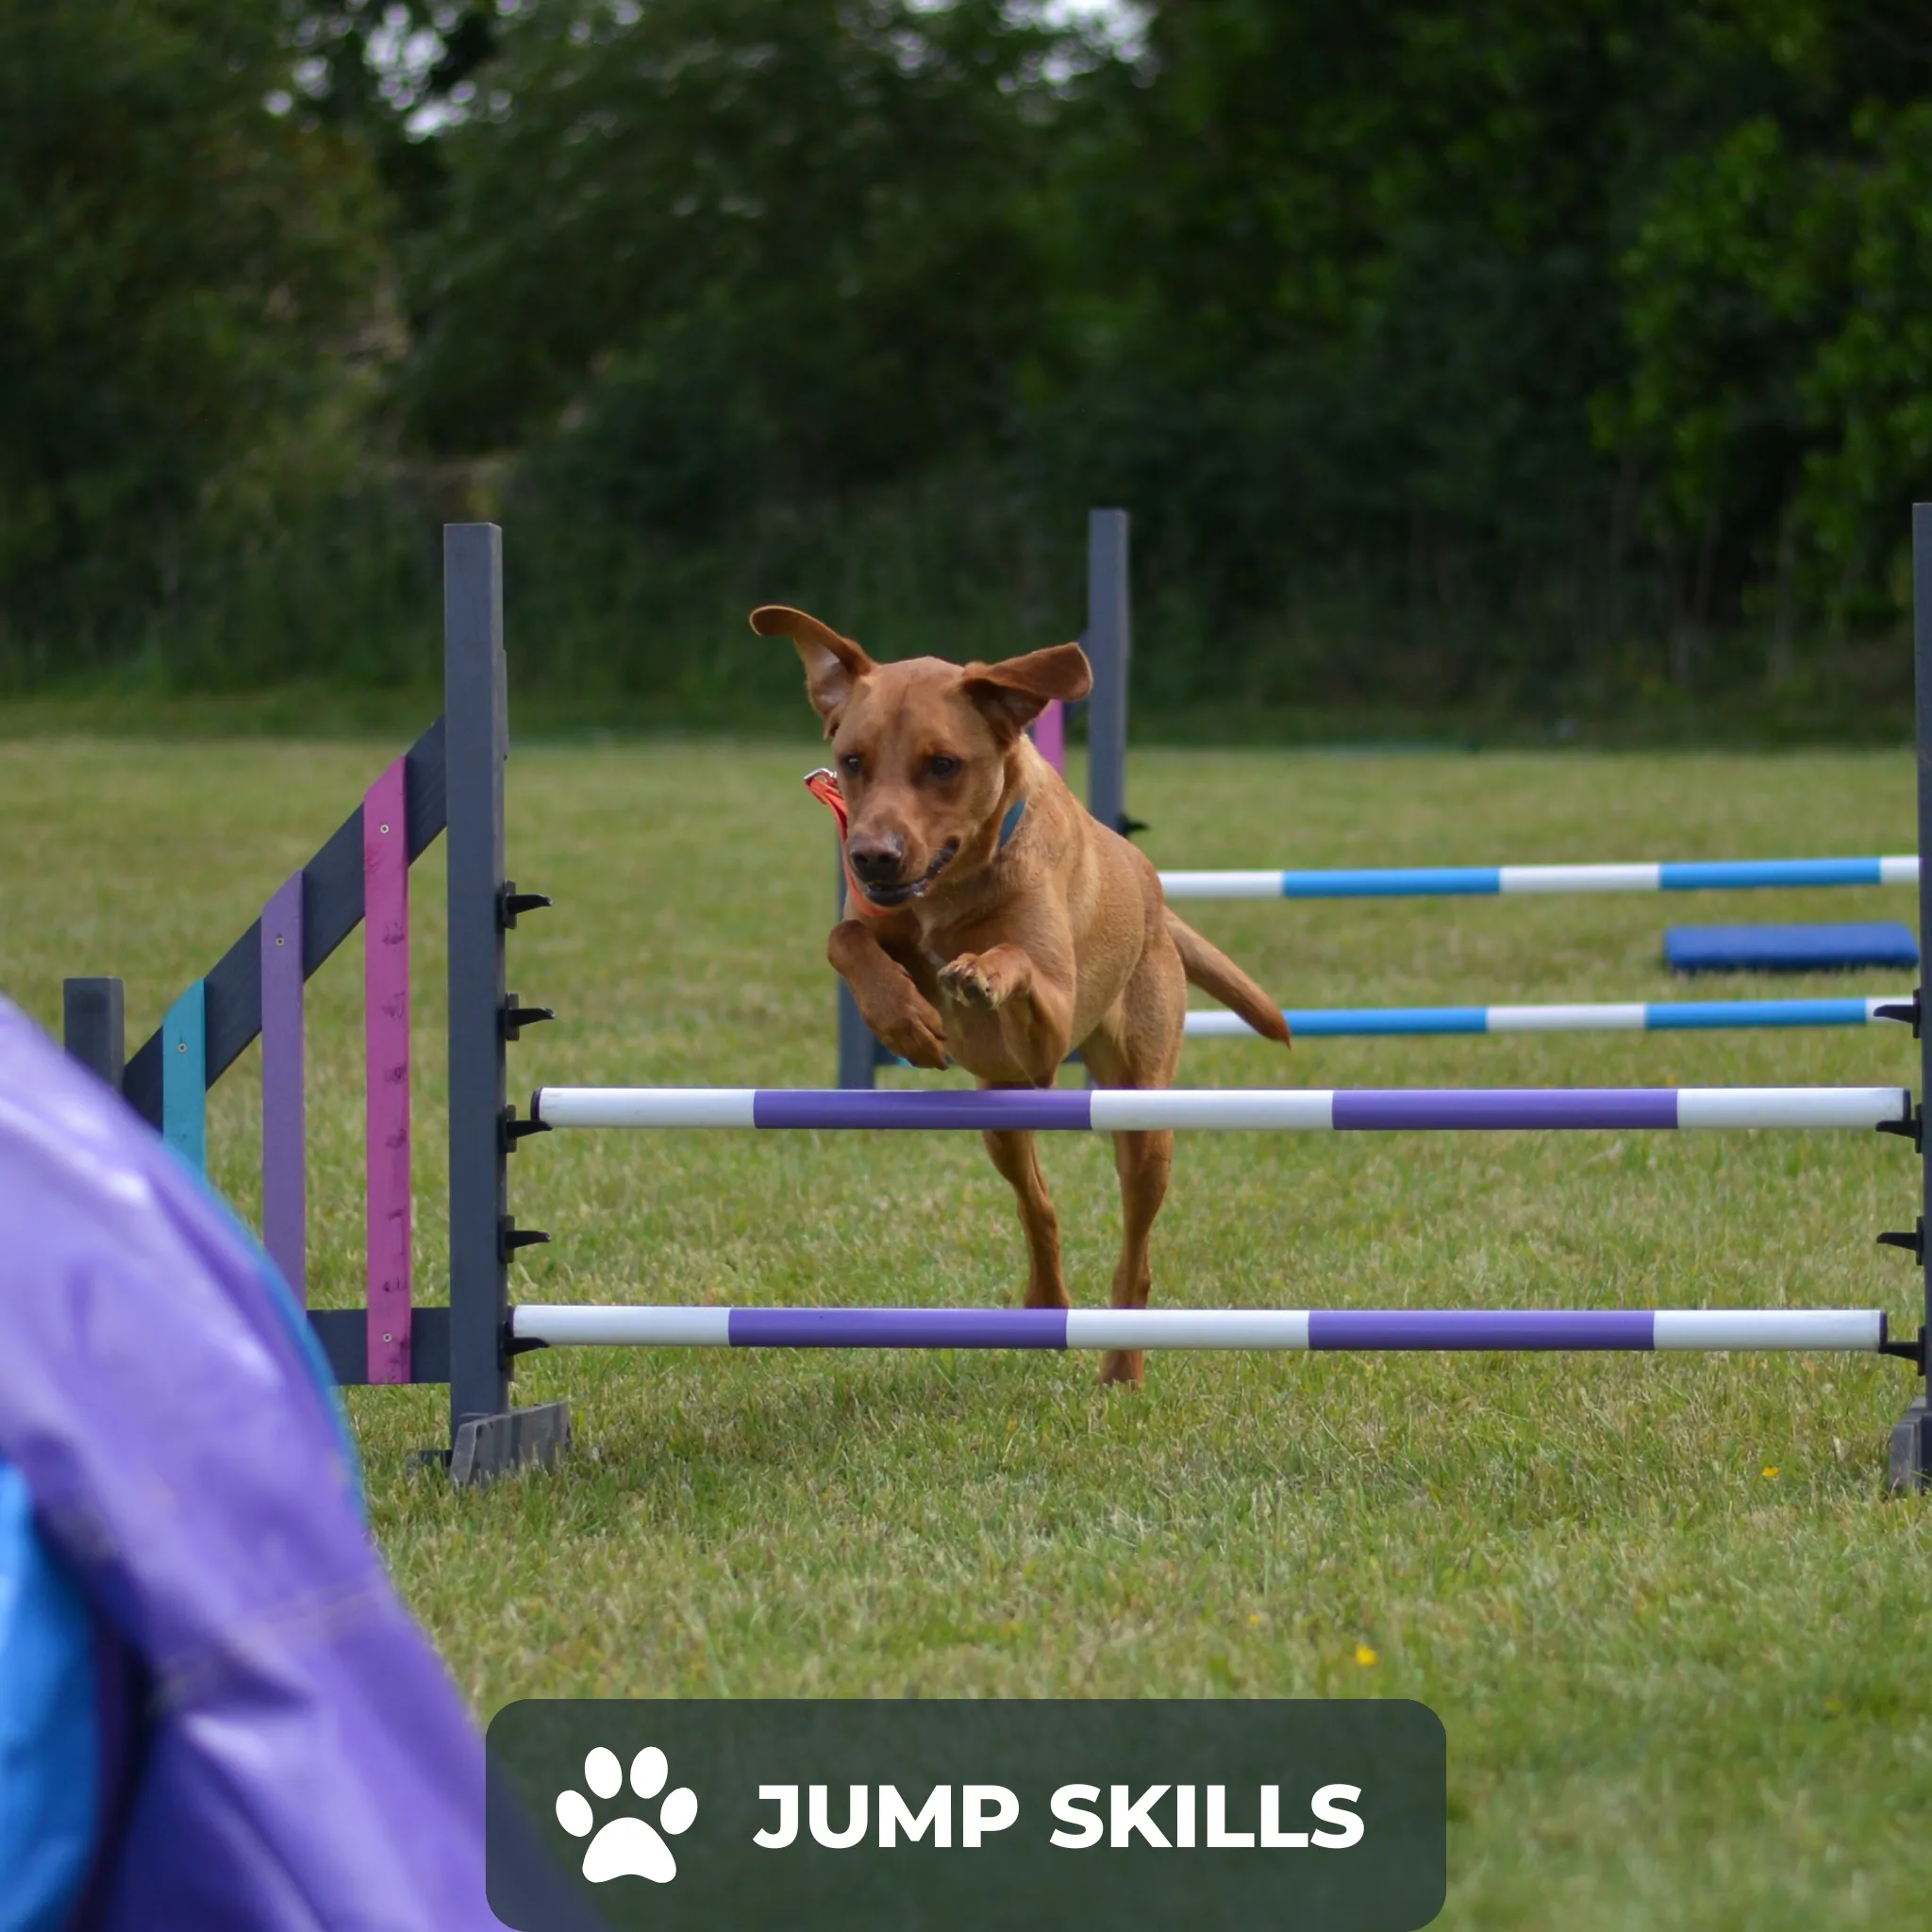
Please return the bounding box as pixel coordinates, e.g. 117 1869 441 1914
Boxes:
0 0 388 672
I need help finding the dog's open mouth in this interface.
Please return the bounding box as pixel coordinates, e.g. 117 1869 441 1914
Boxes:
857 840 959 908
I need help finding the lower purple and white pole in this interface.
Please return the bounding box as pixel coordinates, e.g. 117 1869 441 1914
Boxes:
530 1086 1909 1132
510 1305 1890 1353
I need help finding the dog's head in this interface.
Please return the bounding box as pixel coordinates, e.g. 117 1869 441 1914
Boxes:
753 605 1091 911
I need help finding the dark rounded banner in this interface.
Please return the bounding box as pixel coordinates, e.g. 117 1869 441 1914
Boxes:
486 1698 1445 1930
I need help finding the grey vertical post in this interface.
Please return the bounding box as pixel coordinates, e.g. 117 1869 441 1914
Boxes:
62 977 125 1091
1901 504 1932 1485
833 830 883 1087
836 979 879 1090
444 525 514 1442
441 524 569 1481
1086 508 1131 835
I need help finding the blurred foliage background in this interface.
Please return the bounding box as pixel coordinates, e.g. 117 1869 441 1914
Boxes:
5 0 1932 735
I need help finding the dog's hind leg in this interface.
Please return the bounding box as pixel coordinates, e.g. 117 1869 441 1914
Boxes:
981 1122 1069 1311
1081 939 1185 1387
1097 1123 1173 1387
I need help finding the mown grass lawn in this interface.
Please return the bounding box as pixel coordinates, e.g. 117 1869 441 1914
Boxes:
4 733 1929 1929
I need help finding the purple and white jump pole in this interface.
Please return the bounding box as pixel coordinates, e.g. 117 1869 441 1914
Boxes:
530 1084 1909 1134
510 1305 1890 1356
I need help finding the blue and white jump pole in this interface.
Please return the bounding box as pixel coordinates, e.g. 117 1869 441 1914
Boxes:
1159 858 1920 900
1188 995 1912 1040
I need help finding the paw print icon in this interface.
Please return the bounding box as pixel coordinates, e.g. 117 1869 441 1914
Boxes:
556 1745 698 1884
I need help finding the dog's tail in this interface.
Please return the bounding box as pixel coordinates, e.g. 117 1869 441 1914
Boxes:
1165 910 1291 1046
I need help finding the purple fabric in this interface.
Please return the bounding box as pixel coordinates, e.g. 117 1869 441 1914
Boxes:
1331 1089 1681 1130
752 1089 1093 1130
729 1307 1070 1348
259 873 306 1303
1309 1309 1657 1350
0 995 496 1928
364 758 412 1385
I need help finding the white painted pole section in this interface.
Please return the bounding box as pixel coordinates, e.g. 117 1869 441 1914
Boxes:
1065 1309 1313 1350
1158 871 1288 900
1184 1010 1269 1038
1652 1310 1884 1351
1675 1087 1907 1129
1880 856 1921 886
1498 862 1662 893
1867 997 1899 1020
534 1088 758 1128
1089 1089 1338 1130
1487 1003 1648 1032
512 1306 735 1345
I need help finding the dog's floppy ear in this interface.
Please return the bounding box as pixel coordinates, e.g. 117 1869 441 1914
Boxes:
959 643 1093 743
749 606 875 731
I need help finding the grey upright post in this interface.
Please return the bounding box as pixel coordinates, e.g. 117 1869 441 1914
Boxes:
833 821 883 1086
1087 508 1131 835
1891 504 1932 1489
836 977 879 1090
443 523 568 1482
62 977 125 1091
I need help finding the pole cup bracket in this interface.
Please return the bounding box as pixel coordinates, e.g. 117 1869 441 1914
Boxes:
1875 987 1923 1037
502 991 555 1041
1877 1216 1924 1261
499 880 553 929
501 1103 552 1152
1878 1092 1924 1151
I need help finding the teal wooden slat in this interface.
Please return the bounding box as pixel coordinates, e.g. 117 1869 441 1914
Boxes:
161 980 207 1173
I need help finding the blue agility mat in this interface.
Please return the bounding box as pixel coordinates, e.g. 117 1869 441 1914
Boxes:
1666 922 1919 974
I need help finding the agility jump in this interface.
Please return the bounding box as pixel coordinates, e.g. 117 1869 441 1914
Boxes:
57 516 1932 1488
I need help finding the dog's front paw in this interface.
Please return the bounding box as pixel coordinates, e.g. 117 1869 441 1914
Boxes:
874 996 949 1069
939 948 1027 1012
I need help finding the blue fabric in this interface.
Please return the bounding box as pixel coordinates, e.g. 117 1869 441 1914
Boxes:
1666 922 1919 974
0 1459 96 1932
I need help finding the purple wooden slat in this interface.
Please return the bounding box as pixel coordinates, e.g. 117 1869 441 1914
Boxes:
1309 1310 1656 1350
751 1089 1093 1130
1330 1089 1680 1131
259 873 307 1303
364 758 411 1386
728 1307 1069 1348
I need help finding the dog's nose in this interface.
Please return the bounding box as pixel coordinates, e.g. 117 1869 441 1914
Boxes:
846 834 906 884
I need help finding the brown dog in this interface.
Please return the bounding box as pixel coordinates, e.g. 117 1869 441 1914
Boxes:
755 605 1291 1385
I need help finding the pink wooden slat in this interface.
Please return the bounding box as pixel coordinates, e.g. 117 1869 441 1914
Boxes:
364 758 412 1385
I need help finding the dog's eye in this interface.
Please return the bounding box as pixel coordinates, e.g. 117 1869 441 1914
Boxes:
928 754 960 778
839 753 863 776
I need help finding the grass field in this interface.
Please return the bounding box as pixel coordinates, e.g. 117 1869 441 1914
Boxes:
4 735 1930 1928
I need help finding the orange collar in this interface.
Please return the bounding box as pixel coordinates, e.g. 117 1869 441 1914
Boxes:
804 769 1025 919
